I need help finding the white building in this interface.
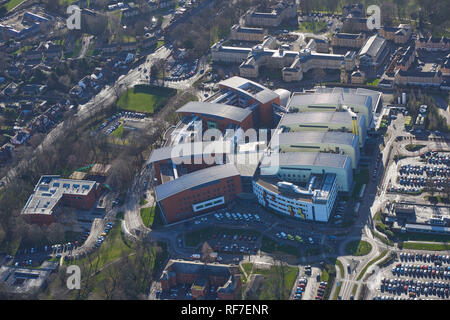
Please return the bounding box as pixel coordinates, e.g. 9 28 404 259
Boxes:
253 173 338 222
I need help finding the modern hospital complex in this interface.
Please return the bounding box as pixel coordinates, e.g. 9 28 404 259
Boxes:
146 76 381 224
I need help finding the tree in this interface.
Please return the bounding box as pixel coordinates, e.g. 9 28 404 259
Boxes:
299 0 313 15
259 259 288 300
201 241 215 263
380 2 396 27
150 59 166 86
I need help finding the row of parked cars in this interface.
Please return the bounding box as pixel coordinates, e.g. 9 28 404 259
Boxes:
400 252 450 263
167 59 199 81
333 200 347 225
381 278 449 298
399 164 448 177
392 263 450 279
212 233 258 242
422 152 450 165
275 232 313 244
218 243 257 255
93 112 146 136
294 277 308 300
215 212 261 222
315 281 327 300
94 222 114 248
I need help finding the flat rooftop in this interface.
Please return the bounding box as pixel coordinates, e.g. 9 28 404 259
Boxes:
279 111 362 127
275 131 357 147
359 34 386 58
288 91 371 110
0 266 51 294
22 175 97 216
176 101 253 123
219 76 279 105
147 141 232 165
260 151 351 169
255 173 336 203
155 163 240 201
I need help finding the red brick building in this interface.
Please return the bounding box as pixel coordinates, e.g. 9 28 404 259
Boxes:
216 76 281 128
160 260 242 300
147 141 232 185
155 164 242 224
21 175 102 224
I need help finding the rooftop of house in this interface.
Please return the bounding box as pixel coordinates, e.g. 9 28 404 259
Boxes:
21 175 97 216
255 173 336 203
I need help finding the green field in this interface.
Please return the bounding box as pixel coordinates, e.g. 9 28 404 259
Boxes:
117 85 176 114
352 284 358 296
405 144 426 152
111 123 124 138
255 265 298 300
402 242 450 251
242 263 253 276
70 223 133 271
366 78 380 86
4 0 24 11
156 40 165 49
59 0 79 4
356 250 388 281
345 240 372 256
298 21 328 34
140 206 156 228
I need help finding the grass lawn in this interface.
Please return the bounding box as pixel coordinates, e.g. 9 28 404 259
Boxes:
111 123 124 138
405 144 426 152
140 206 156 228
71 38 82 58
65 241 167 300
332 281 342 300
345 240 372 256
356 250 388 281
298 21 328 33
86 40 97 57
320 263 336 299
352 284 358 296
156 40 165 49
4 0 24 10
12 45 32 56
366 78 380 86
255 265 298 300
59 0 78 4
396 232 450 243
402 242 450 251
70 223 133 271
321 268 329 282
242 263 253 276
260 235 301 258
117 85 176 114
328 257 344 278
373 231 394 246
